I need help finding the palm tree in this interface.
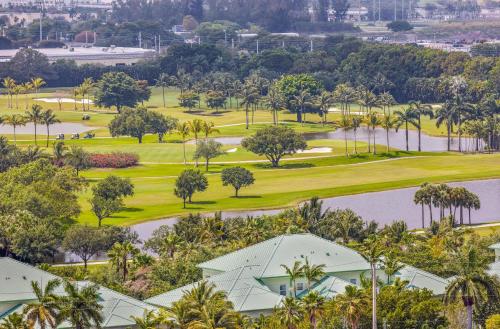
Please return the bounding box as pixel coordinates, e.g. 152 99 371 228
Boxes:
351 116 362 154
335 285 368 329
333 83 356 116
22 82 33 110
13 84 22 110
31 77 46 98
281 261 304 298
201 121 219 140
435 101 456 151
337 116 352 157
265 86 285 125
357 88 380 115
131 310 160 329
409 101 434 151
23 279 61 329
381 252 404 284
3 77 16 109
315 91 334 125
301 292 325 329
73 87 80 111
25 104 44 145
380 113 396 153
52 141 67 166
276 297 302 329
366 113 380 154
2 114 26 144
360 236 384 329
394 107 418 151
79 78 93 111
41 110 60 147
292 89 311 124
57 281 103 329
444 245 500 329
107 241 139 281
176 122 191 165
239 85 258 129
378 91 396 115
302 258 326 290
155 73 172 108
64 145 90 175
0 313 30 329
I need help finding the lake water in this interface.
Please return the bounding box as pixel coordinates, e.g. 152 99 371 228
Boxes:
210 128 477 152
131 179 500 241
0 122 93 135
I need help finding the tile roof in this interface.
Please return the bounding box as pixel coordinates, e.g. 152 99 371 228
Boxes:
145 266 284 312
0 258 155 328
198 233 370 278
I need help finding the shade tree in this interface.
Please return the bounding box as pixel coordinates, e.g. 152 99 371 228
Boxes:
221 167 255 197
174 169 208 208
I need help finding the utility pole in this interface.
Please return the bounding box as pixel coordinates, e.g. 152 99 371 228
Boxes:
402 0 405 20
138 31 142 48
256 40 259 54
154 35 157 52
231 38 234 49
310 39 313 52
39 0 43 42
394 0 397 20
224 29 227 47
378 0 381 21
158 34 161 52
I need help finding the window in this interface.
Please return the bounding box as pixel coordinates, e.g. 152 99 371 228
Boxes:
279 284 287 296
350 279 357 285
296 282 304 291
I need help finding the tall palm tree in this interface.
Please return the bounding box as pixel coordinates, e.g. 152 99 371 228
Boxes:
176 122 190 165
41 110 60 147
337 116 352 157
394 107 418 151
13 84 22 110
435 101 457 151
155 73 172 108
276 297 302 329
239 85 258 129
107 241 139 281
409 101 434 151
315 91 334 125
201 121 219 141
31 77 46 99
52 141 67 166
366 113 380 154
381 252 404 284
2 114 26 144
73 87 80 111
23 279 61 329
64 145 90 175
378 91 396 115
3 77 16 109
22 82 33 110
292 89 311 124
357 88 380 115
444 245 500 329
351 116 362 154
265 86 285 125
333 83 356 116
281 261 304 298
79 78 93 111
57 281 103 329
335 285 369 329
302 258 326 290
360 236 384 329
25 104 44 145
301 292 325 329
188 119 204 167
380 113 396 153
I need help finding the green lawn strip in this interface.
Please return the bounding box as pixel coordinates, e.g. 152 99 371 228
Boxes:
76 154 500 226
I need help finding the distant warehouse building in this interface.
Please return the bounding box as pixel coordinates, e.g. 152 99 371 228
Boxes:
0 46 156 65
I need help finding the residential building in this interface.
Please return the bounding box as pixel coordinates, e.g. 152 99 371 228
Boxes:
488 242 500 278
0 257 155 328
146 233 449 316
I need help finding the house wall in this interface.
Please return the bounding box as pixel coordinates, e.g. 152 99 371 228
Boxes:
328 270 368 285
260 277 309 296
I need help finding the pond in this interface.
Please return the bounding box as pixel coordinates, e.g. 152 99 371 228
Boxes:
0 122 94 135
210 128 477 152
131 179 500 242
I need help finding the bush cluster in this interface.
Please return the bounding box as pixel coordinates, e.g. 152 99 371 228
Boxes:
89 152 139 168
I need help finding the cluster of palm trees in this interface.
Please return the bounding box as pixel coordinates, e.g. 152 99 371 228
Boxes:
0 279 103 329
72 78 94 111
1 104 60 146
2 77 46 110
175 119 219 165
414 182 481 227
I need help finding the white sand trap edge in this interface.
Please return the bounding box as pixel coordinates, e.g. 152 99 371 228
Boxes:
35 98 94 104
297 147 332 154
226 148 238 153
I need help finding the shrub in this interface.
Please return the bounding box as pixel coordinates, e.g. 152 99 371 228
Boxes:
37 40 65 48
89 152 139 168
387 20 413 32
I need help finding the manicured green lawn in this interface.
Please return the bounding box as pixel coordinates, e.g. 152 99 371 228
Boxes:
76 153 500 226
